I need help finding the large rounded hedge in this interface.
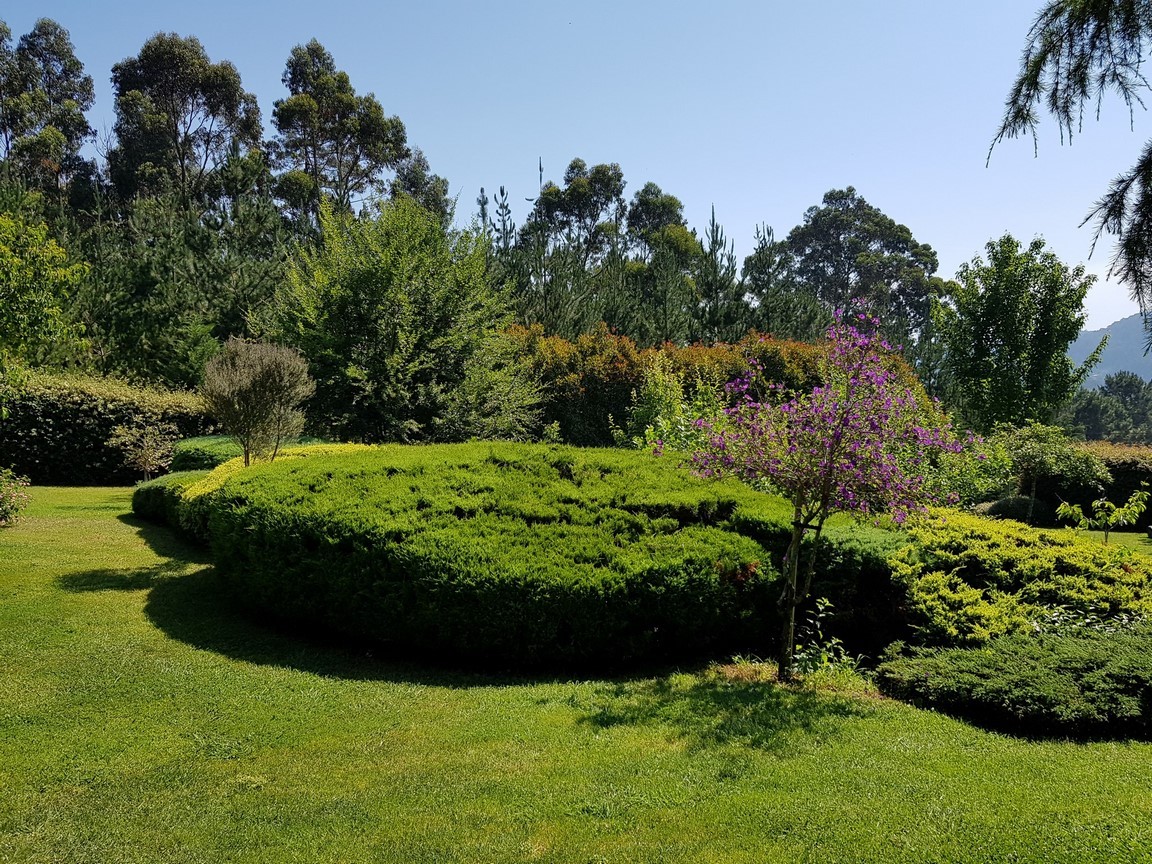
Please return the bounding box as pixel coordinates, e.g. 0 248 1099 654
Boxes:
208 444 780 668
133 444 906 668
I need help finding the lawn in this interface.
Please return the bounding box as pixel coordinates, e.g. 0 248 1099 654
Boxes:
2 487 1151 863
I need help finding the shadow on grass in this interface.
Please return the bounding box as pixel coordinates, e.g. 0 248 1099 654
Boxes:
115 513 212 565
57 560 197 592
575 675 869 751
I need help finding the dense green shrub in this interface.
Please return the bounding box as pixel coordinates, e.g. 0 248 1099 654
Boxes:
974 495 1055 527
891 509 1152 646
876 629 1152 738
133 443 914 668
131 470 209 534
0 467 31 526
505 326 886 447
170 436 244 471
1069 442 1152 532
0 372 213 484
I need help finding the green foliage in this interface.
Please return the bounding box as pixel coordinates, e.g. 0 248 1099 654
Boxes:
0 465 29 525
200 338 314 465
0 371 213 483
274 197 507 442
784 186 941 343
989 423 1112 524
0 18 95 205
130 468 208 529
1058 486 1150 545
976 495 1055 527
890 509 1152 646
271 39 408 219
107 32 261 205
0 210 84 368
138 443 784 669
876 628 1152 739
940 235 1101 432
994 0 1152 307
616 352 725 454
106 421 179 481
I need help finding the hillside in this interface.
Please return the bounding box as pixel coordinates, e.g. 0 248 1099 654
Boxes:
1069 313 1151 386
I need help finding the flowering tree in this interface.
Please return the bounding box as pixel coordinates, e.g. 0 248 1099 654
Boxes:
692 309 963 680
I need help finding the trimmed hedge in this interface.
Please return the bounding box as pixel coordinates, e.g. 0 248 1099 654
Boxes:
170 435 330 471
134 443 908 669
0 372 213 484
876 630 1152 739
170 437 244 471
891 509 1152 646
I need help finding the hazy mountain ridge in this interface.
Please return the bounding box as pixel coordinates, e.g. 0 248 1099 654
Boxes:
1068 314 1151 386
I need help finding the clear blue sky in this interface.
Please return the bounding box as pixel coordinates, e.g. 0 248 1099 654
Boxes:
6 0 1144 328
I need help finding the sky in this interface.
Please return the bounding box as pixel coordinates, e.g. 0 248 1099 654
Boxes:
5 0 1146 329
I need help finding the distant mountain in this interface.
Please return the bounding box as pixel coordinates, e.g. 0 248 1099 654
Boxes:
1068 313 1151 386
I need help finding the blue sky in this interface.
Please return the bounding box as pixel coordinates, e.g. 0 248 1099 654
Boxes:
6 0 1144 328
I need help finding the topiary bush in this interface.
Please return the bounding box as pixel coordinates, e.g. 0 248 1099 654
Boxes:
131 470 209 533
875 629 1152 739
0 371 213 484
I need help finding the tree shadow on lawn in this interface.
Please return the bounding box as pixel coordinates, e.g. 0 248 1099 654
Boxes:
574 674 871 751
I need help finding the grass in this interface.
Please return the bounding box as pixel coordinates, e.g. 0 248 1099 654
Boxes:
1083 528 1152 554
1 487 1151 863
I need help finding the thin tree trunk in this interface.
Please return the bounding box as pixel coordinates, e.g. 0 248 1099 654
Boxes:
777 518 805 682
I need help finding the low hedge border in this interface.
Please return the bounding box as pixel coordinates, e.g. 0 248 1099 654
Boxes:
876 630 1152 739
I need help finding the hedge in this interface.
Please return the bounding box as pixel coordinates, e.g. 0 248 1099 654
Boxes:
134 443 910 669
876 629 1152 739
0 371 214 484
505 325 896 447
170 435 331 472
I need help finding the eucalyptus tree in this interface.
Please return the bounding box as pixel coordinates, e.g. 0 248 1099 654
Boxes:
0 18 94 203
785 187 940 342
271 38 408 220
107 32 261 208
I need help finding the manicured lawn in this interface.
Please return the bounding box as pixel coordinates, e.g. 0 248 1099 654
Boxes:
2 487 1151 863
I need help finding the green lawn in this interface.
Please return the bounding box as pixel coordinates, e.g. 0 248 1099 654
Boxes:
1083 528 1152 554
2 488 1151 863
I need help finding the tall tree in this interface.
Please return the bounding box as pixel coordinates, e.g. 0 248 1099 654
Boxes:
274 197 507 442
691 206 747 343
993 1 1152 316
271 39 408 219
389 147 451 227
939 234 1104 432
108 33 261 207
785 187 941 341
0 18 94 202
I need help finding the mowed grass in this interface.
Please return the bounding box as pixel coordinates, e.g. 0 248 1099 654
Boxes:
2 489 1151 864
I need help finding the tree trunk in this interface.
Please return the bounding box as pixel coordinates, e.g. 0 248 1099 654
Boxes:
777 519 804 682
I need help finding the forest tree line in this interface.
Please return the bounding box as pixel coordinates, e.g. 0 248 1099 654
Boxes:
0 16 1144 444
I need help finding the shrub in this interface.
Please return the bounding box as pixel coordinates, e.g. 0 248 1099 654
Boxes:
875 629 1152 739
890 509 1152 646
201 339 315 466
131 470 209 532
975 495 1055 527
0 467 30 526
0 371 213 484
106 421 179 481
170 436 244 471
1073 442 1152 531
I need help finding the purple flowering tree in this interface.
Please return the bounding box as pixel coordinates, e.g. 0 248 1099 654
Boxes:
692 309 962 680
